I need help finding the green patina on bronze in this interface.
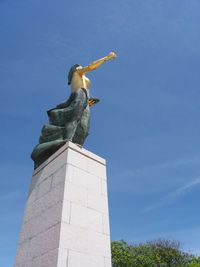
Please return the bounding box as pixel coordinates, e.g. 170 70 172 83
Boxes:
31 52 117 169
31 88 90 169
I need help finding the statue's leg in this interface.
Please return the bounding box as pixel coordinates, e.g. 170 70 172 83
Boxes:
72 106 90 146
63 89 88 142
64 120 79 141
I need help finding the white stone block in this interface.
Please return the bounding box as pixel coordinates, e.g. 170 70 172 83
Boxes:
87 231 111 258
101 179 108 196
24 183 65 223
104 257 112 267
60 222 111 258
15 240 31 265
59 222 89 253
33 147 68 178
70 203 103 233
67 149 87 170
86 150 106 165
15 142 111 267
86 157 107 179
57 248 68 267
66 165 102 194
29 223 60 259
26 187 38 206
103 213 111 235
68 250 105 267
15 260 32 267
20 201 63 242
85 172 102 194
36 176 52 199
31 248 59 267
64 181 87 206
87 192 109 214
61 200 71 224
52 164 67 187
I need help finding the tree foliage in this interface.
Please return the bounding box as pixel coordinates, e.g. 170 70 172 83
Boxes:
111 239 197 267
186 257 200 267
111 240 133 267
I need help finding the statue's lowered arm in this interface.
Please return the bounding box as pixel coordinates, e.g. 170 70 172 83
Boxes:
77 51 117 75
47 92 76 116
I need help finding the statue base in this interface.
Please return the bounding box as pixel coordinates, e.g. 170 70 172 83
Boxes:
15 142 112 267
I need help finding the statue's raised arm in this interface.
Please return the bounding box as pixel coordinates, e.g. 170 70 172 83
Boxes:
77 51 117 75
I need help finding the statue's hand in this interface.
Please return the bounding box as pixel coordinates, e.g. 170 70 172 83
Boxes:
107 51 117 60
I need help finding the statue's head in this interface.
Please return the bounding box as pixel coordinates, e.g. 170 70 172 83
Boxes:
68 64 80 85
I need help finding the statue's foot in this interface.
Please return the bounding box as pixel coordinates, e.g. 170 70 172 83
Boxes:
31 139 67 169
75 143 83 148
63 139 72 143
64 139 83 148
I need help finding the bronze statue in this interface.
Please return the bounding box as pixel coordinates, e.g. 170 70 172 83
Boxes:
31 52 117 169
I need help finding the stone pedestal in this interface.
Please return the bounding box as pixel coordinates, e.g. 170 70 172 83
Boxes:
15 142 112 267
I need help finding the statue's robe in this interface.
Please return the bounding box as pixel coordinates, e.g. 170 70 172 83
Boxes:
31 88 90 169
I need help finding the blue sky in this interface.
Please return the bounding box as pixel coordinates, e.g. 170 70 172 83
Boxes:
1 0 200 266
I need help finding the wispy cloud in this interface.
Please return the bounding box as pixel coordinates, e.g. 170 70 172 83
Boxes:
169 178 200 198
112 156 200 195
142 177 200 213
125 156 200 177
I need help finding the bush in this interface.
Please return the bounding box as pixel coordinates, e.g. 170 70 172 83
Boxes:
187 257 200 267
111 239 195 267
111 240 133 267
